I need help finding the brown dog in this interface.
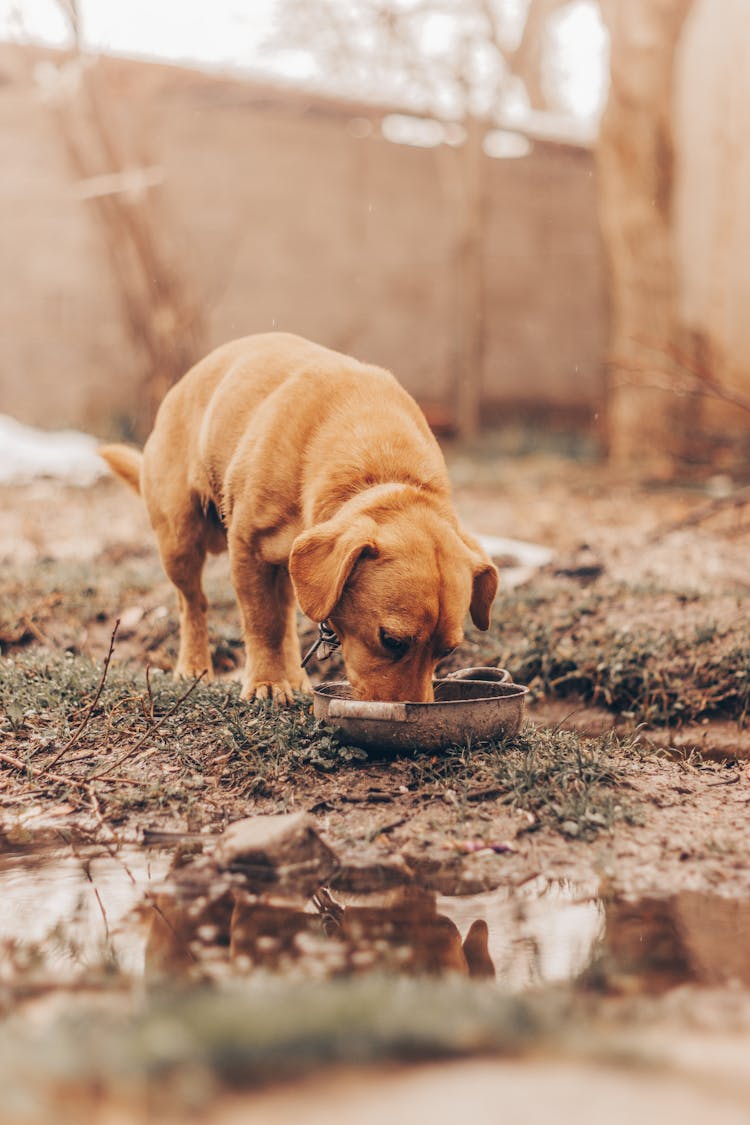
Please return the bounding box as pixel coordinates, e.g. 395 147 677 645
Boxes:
100 333 498 703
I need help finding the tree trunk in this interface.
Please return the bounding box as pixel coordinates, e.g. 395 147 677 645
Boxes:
597 0 695 473
55 57 205 438
455 116 486 442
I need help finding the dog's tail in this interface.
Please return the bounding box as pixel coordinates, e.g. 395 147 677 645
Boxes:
98 443 143 495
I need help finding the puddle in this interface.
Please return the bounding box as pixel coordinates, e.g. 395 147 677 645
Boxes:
585 891 750 993
2 830 750 999
142 878 605 985
437 879 604 991
0 840 602 991
0 844 171 981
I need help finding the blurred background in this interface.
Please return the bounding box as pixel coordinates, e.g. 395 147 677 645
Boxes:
1 0 748 478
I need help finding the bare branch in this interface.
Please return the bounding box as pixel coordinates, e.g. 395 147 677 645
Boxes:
55 0 82 50
40 620 120 775
87 672 207 782
648 485 750 541
610 337 750 416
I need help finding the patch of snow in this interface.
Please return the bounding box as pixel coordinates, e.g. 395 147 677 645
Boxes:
0 414 107 486
476 534 554 590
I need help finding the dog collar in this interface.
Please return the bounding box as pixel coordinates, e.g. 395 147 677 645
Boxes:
301 620 341 669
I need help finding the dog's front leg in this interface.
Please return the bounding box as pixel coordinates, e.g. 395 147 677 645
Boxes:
229 540 312 704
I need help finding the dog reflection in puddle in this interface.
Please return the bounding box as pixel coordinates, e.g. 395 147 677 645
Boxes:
145 884 495 981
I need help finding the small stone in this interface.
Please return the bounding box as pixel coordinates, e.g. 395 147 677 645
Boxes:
214 813 339 894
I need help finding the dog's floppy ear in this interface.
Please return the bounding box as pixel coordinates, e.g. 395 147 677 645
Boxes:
469 564 499 630
459 530 499 631
289 515 379 622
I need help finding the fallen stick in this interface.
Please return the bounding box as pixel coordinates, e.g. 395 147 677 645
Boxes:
648 484 750 542
0 750 85 790
87 671 206 781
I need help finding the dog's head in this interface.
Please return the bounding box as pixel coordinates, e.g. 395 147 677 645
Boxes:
289 494 498 702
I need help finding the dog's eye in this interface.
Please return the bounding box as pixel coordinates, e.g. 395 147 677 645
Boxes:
379 628 410 659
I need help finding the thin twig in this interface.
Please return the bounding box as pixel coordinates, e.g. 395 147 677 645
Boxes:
82 858 111 941
87 672 206 781
609 350 750 415
0 751 86 790
40 620 120 775
20 615 52 646
86 784 104 827
648 484 750 542
145 663 156 723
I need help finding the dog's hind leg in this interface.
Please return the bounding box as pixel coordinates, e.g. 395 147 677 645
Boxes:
153 507 214 682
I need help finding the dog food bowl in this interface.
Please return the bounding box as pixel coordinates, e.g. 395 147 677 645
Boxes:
313 666 528 752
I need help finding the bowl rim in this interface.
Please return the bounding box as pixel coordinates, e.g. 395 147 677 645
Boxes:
313 677 529 710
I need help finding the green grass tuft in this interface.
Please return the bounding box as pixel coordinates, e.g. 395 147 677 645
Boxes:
0 651 633 839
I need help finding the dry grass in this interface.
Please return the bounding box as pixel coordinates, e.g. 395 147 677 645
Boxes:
4 549 748 842
460 575 750 726
0 645 635 840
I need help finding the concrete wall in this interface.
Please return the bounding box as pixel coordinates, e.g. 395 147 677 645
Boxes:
0 48 605 437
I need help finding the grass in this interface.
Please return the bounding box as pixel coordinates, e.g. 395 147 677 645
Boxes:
0 975 563 1115
458 576 750 726
0 648 633 841
0 649 328 817
3 552 748 845
407 726 633 839
3 553 749 726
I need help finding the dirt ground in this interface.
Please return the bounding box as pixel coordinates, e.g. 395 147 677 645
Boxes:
1 452 749 896
2 451 750 1121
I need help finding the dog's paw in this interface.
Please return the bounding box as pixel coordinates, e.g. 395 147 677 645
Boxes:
174 663 214 683
244 679 296 705
242 673 314 705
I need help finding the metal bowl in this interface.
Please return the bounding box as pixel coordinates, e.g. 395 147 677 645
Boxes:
313 667 527 752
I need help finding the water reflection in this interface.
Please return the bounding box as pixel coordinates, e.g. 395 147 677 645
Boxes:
145 883 496 982
0 845 169 980
2 838 750 997
587 891 750 993
439 878 603 992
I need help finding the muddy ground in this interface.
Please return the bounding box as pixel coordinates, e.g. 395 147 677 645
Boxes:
1 449 749 1121
2 451 748 895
